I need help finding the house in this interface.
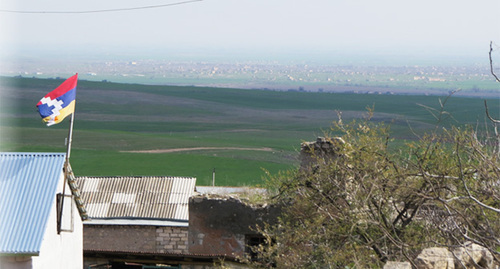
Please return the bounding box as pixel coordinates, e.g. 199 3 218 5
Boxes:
76 176 243 268
0 152 88 269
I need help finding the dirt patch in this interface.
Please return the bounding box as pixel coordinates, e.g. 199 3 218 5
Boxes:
122 147 274 153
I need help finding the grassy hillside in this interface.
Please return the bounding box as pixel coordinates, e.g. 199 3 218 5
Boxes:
1 76 498 186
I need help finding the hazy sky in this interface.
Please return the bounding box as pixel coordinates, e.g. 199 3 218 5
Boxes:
0 0 499 59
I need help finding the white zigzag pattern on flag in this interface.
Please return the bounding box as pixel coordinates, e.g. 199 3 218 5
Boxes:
40 97 64 125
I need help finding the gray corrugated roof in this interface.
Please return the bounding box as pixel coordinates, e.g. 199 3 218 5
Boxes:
76 176 196 221
0 152 66 254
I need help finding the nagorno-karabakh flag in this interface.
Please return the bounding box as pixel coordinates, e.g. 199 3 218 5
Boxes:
36 74 77 126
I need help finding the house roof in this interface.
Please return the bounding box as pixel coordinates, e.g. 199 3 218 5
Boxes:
76 176 196 222
0 152 66 255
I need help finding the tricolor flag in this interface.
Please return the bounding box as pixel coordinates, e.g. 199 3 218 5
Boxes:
36 74 77 126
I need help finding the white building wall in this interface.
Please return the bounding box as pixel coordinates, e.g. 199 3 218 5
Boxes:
32 173 84 269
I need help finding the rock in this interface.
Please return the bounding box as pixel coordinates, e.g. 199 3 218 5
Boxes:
415 247 455 269
383 261 411 269
452 242 494 269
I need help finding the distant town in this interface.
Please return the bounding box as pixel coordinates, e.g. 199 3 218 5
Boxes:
1 55 498 97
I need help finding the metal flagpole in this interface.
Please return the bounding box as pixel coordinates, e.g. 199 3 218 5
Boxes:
66 112 75 162
65 73 77 163
58 111 75 234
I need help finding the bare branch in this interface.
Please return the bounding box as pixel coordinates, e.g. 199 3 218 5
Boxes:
490 41 500 83
484 100 500 124
459 170 500 214
467 194 500 214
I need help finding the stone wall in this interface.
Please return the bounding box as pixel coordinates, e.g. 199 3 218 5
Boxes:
156 226 189 253
84 225 156 252
188 195 280 258
300 136 344 172
383 242 496 269
84 224 188 253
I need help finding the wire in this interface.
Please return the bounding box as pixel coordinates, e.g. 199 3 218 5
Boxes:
0 0 202 14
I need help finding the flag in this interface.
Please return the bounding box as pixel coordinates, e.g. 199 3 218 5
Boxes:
36 74 77 126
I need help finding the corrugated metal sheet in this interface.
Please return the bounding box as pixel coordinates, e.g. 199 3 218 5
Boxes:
0 152 66 255
65 163 88 220
76 176 196 221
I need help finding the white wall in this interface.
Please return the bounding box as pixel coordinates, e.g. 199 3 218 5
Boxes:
32 173 84 269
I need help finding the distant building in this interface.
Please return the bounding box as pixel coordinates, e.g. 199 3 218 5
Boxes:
428 77 446 82
0 153 87 269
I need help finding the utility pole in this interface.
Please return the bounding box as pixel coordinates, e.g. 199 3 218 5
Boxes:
212 168 215 186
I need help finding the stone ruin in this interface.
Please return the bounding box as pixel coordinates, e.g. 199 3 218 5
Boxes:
299 136 345 172
384 242 495 268
188 194 280 259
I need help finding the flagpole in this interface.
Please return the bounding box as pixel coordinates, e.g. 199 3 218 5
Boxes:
66 112 75 163
38 73 77 233
66 73 78 163
59 111 74 234
63 111 75 188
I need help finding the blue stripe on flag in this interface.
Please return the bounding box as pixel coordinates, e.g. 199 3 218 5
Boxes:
37 88 76 118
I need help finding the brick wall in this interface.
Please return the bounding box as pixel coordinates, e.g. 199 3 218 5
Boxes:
155 226 189 253
84 224 188 253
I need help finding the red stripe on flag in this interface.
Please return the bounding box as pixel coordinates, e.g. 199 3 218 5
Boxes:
36 73 78 106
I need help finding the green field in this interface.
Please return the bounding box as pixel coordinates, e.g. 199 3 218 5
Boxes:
1 76 498 186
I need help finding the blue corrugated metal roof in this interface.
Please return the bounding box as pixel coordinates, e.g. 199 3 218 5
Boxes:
0 152 66 255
